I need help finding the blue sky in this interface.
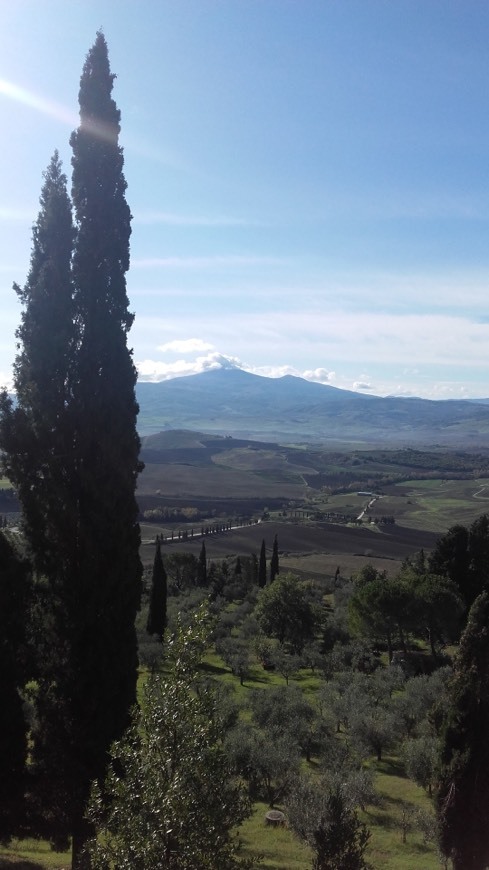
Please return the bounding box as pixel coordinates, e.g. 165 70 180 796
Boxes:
1 1 489 399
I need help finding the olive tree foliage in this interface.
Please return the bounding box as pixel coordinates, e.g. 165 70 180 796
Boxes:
287 775 371 870
87 607 254 870
216 636 252 685
394 667 451 739
254 572 317 653
225 722 301 808
403 736 439 797
250 684 331 762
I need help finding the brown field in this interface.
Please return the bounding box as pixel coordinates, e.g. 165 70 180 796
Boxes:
140 519 438 576
139 461 308 500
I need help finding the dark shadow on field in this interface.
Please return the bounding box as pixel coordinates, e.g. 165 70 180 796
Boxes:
408 842 435 855
0 862 46 869
199 660 227 676
374 757 405 777
242 676 269 686
364 809 397 830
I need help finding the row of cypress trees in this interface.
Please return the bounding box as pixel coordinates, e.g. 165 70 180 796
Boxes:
0 33 142 867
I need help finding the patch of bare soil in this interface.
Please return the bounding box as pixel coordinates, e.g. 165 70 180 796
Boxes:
143 520 438 565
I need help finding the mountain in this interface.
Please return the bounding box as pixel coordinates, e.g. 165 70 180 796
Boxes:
135 369 489 446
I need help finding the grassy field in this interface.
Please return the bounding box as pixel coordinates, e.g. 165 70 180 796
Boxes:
236 763 439 870
0 840 70 868
0 678 440 870
393 478 489 532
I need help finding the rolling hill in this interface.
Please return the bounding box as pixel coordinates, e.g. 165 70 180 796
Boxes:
136 369 489 446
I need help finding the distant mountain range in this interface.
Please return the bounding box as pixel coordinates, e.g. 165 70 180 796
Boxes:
135 369 489 447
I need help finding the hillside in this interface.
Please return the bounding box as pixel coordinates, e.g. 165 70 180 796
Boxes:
136 369 489 446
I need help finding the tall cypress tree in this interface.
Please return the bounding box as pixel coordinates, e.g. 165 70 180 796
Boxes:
67 32 142 865
258 539 267 588
0 532 31 842
0 152 76 847
0 152 75 568
197 539 207 587
270 533 279 583
436 592 489 870
147 541 167 642
1 34 142 866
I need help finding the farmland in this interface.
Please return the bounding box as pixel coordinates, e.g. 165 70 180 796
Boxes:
2 433 489 868
136 431 489 577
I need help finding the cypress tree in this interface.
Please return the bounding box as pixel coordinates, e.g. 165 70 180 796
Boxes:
197 539 207 587
1 34 142 866
67 32 142 864
0 151 75 570
436 592 489 870
147 541 167 643
270 533 279 583
0 533 31 841
258 539 267 588
0 151 78 852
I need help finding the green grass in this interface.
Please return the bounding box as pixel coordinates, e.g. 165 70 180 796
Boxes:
0 676 441 870
364 757 439 869
280 552 402 580
0 839 70 868
395 478 489 533
202 649 323 697
236 758 440 870
239 802 312 869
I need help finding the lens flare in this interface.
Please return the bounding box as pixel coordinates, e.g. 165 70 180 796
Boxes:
0 77 77 126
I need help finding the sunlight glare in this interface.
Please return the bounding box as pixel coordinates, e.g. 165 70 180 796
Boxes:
0 77 77 126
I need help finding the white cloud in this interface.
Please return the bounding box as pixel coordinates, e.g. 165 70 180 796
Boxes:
353 381 373 392
245 363 299 379
157 338 215 354
136 352 243 382
302 368 336 384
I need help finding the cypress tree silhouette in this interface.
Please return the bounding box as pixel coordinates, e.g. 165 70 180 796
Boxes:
270 533 279 583
147 541 167 643
258 539 267 588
